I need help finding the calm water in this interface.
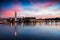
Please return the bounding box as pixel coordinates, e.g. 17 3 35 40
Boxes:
0 22 60 40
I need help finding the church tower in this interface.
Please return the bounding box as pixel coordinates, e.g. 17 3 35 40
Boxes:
15 11 17 21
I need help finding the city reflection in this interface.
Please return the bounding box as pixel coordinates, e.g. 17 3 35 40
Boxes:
8 21 60 27
7 22 17 36
0 20 60 40
6 21 60 37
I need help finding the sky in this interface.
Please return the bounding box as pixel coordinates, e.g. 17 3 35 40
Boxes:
0 0 60 19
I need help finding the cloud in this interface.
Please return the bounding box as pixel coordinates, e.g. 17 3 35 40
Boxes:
0 0 60 18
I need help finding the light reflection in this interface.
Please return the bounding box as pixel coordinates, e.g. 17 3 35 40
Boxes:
14 26 17 37
14 23 17 37
21 22 24 26
7 21 60 26
8 22 17 37
5 21 60 37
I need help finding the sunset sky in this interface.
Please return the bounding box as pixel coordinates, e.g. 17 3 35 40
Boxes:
0 0 60 19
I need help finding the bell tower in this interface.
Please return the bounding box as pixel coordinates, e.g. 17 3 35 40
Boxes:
15 11 17 21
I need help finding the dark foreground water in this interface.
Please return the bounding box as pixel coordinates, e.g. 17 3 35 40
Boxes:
0 22 60 40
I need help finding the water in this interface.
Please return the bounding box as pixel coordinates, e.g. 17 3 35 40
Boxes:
0 22 60 40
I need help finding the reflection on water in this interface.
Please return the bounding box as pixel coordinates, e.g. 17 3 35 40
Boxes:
8 22 60 36
14 26 17 37
0 21 60 40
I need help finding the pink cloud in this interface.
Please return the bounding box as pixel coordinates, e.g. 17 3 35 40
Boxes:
1 4 22 18
42 2 56 8
34 1 57 9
